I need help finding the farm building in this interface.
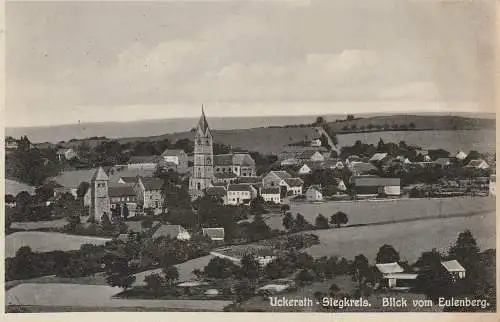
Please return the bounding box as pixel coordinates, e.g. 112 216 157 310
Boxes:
465 159 489 170
202 228 225 241
134 177 164 215
226 183 258 205
56 148 78 161
306 185 323 202
441 260 466 281
260 187 281 204
375 262 418 290
127 155 161 171
211 245 277 266
352 176 401 197
152 224 191 241
205 186 227 203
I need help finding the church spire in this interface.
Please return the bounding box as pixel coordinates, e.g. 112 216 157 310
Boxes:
198 104 210 135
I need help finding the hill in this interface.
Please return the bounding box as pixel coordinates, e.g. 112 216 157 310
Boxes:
34 114 495 155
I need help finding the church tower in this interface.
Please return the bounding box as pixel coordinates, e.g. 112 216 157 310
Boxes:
89 166 111 222
189 106 214 198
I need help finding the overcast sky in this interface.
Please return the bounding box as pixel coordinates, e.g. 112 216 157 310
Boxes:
6 0 495 127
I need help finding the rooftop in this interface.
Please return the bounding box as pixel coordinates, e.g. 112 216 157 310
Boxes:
375 262 404 274
267 170 293 180
353 175 400 186
202 227 225 239
441 260 465 272
228 183 255 192
161 149 185 157
284 178 303 187
128 155 161 164
140 177 164 191
108 183 136 198
152 224 188 240
261 187 280 195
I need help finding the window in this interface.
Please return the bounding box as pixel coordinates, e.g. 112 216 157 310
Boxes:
197 182 201 190
206 157 212 165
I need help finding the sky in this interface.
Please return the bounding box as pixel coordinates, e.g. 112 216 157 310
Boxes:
6 0 496 127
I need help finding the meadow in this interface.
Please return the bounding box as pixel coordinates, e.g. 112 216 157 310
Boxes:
6 232 111 258
264 196 495 231
304 211 496 263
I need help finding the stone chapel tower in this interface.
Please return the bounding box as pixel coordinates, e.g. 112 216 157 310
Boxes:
89 166 111 222
189 106 214 198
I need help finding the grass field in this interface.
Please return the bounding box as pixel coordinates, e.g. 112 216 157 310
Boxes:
6 232 112 258
264 196 495 231
5 179 36 196
304 211 496 263
10 219 68 231
5 283 231 311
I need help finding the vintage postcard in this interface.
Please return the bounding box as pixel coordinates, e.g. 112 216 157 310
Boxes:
2 0 497 318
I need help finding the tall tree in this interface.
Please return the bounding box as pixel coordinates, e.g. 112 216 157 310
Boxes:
315 214 330 230
282 212 295 230
376 244 400 264
162 265 180 287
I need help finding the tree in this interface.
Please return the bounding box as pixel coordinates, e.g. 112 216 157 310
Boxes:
104 253 136 290
12 246 35 279
296 269 315 285
240 254 261 281
204 257 238 279
352 254 369 288
144 273 165 294
15 191 33 210
329 283 340 295
122 203 130 220
295 213 311 231
233 280 256 304
141 218 154 229
280 204 290 214
376 244 400 264
315 116 326 126
101 214 113 231
35 185 54 204
249 195 266 215
330 211 348 228
315 214 329 230
76 182 90 200
448 230 480 272
282 212 295 230
346 115 355 121
162 265 179 287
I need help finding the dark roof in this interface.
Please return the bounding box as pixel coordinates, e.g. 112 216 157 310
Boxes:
214 154 233 166
228 183 255 192
120 176 139 184
284 178 303 187
202 228 225 239
197 108 210 135
298 150 322 159
128 155 160 164
211 181 228 187
140 177 164 191
353 176 400 186
350 162 377 173
267 170 293 180
214 172 237 179
108 184 136 197
261 187 280 194
302 161 323 171
206 186 227 197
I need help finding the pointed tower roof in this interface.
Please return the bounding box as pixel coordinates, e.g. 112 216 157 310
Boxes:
197 105 210 135
91 166 109 181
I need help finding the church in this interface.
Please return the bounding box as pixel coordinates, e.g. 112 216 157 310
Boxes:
189 107 257 199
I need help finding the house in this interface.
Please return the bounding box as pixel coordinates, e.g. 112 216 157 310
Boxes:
375 262 418 290
310 138 322 147
297 150 325 163
214 153 256 177
306 185 323 202
349 161 377 176
336 179 347 192
46 169 96 206
441 260 466 281
465 159 489 170
262 170 293 187
107 166 156 183
56 148 78 161
226 183 258 205
297 161 323 175
369 153 388 163
434 158 452 168
352 176 401 197
202 227 225 241
455 150 468 160
108 183 138 217
127 155 160 171
152 224 191 241
134 177 164 215
284 178 304 195
213 172 238 185
5 136 18 151
323 159 345 170
210 245 277 266
260 187 281 204
490 174 496 196
160 149 189 173
205 186 227 204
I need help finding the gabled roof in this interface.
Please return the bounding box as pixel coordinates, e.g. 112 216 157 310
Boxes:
261 187 280 195
298 150 323 159
466 159 488 168
108 183 136 198
233 153 256 166
128 155 161 164
161 149 185 157
267 170 293 180
375 262 404 274
228 183 255 192
214 172 237 179
214 154 233 166
120 176 140 184
350 162 377 174
369 153 388 162
202 227 225 239
56 148 73 154
284 178 303 187
108 167 156 183
301 161 323 171
152 224 188 240
92 167 109 181
441 260 465 272
140 177 164 191
211 181 228 187
196 107 211 136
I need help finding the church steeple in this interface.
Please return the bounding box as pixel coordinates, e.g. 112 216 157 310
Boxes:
197 104 210 136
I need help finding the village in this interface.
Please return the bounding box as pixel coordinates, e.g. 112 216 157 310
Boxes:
4 110 496 312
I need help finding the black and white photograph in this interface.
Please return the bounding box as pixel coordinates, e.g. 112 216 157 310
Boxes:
3 0 497 314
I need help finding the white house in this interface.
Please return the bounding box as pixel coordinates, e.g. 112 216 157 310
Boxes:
260 187 281 204
226 183 258 205
262 170 293 187
441 260 466 281
353 176 401 197
306 185 323 201
56 148 78 161
153 224 191 241
465 159 489 170
455 150 468 160
134 177 165 215
160 149 189 173
375 262 418 290
284 178 304 195
310 138 322 147
298 162 322 175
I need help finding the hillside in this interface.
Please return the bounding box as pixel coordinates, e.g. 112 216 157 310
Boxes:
34 114 495 155
327 114 495 132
